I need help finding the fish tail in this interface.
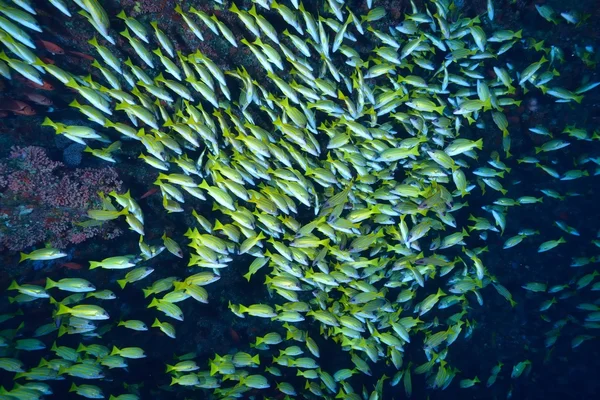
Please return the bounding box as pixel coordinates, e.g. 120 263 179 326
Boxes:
56 303 71 316
110 346 120 356
45 278 56 290
88 36 99 47
58 325 67 337
148 298 159 308
89 261 101 270
41 117 57 129
120 28 131 40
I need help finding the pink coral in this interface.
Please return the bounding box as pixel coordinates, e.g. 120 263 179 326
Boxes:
0 146 123 251
10 145 63 174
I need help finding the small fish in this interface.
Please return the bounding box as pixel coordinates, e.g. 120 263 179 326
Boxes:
152 318 176 338
70 383 104 399
511 360 531 378
487 0 494 21
22 92 52 106
0 99 36 115
117 267 154 289
89 255 138 270
36 40 64 54
118 320 148 331
87 208 129 221
56 303 110 320
8 281 49 298
555 221 580 236
165 360 198 373
140 187 160 199
110 346 146 359
45 278 95 293
20 247 67 263
67 50 95 61
538 237 566 253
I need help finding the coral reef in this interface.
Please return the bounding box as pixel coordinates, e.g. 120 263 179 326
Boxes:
0 146 122 250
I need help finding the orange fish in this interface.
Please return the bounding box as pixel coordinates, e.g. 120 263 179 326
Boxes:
39 56 55 65
0 100 35 115
60 262 83 270
229 327 241 344
16 76 55 91
23 92 52 106
13 107 36 116
140 187 159 199
32 80 54 91
36 40 65 55
67 50 94 61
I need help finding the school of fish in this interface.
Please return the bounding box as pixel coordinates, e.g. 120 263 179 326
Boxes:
0 0 599 399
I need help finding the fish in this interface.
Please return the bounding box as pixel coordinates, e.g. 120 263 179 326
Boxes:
0 1 597 399
117 267 154 289
538 237 567 253
110 346 146 359
22 92 52 105
0 99 36 115
67 50 95 61
89 255 138 270
56 304 110 320
69 383 104 398
116 10 148 43
36 40 64 54
118 320 148 331
19 247 67 263
87 208 129 221
45 278 95 293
